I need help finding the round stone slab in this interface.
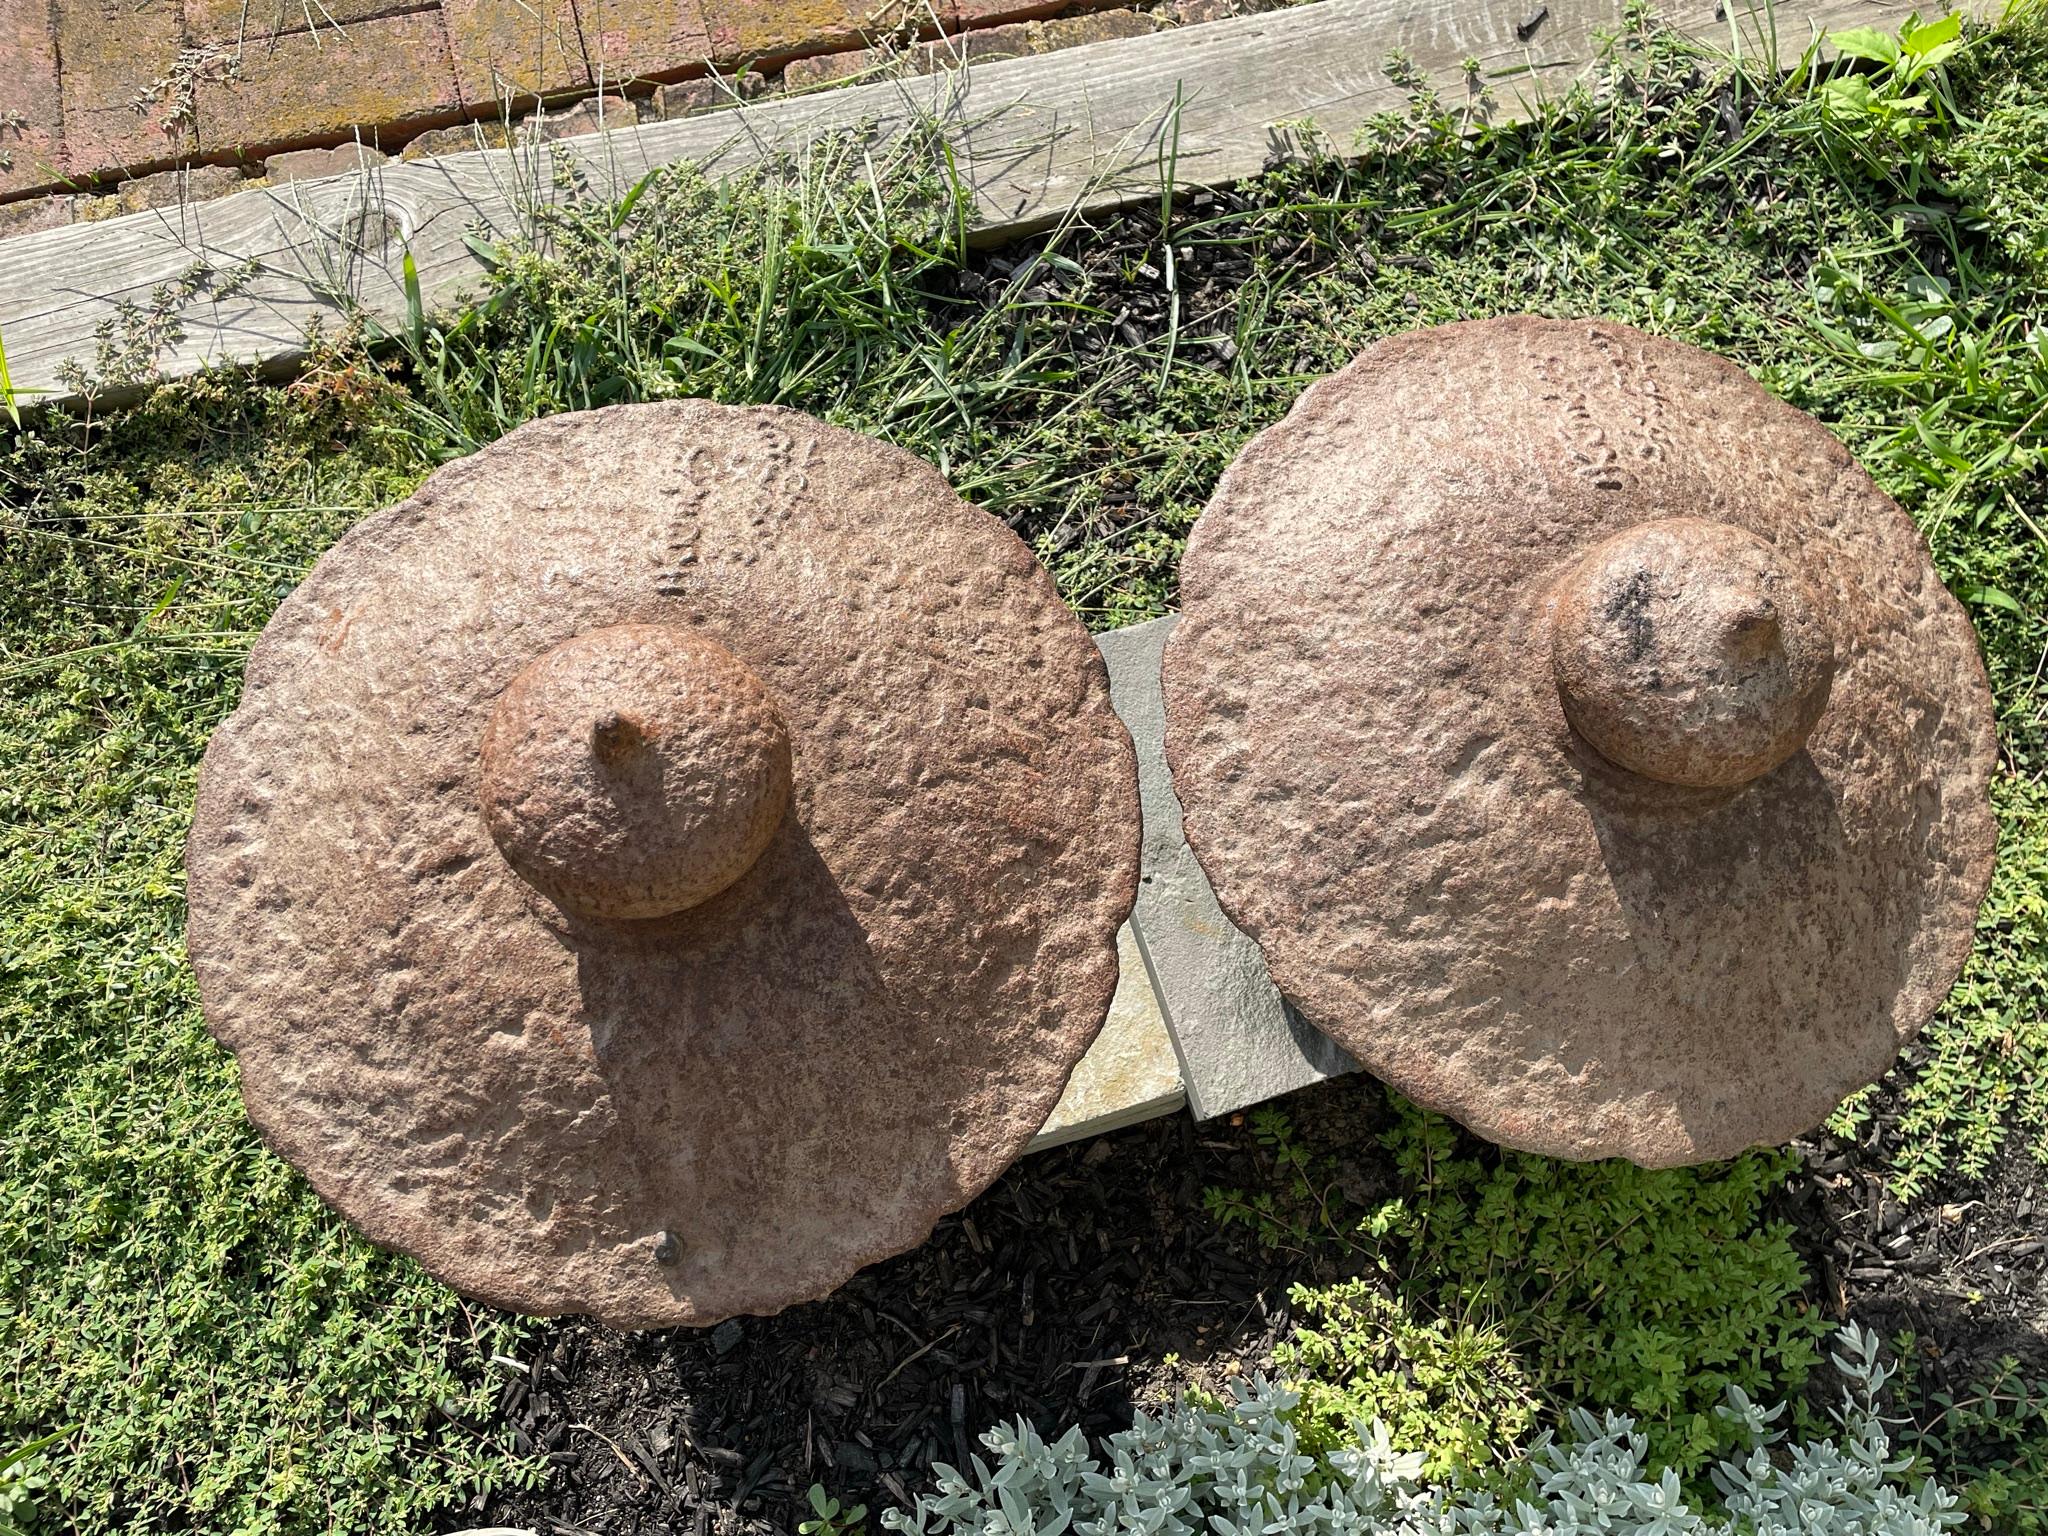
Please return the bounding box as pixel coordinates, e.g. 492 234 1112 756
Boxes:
1162 317 1996 1167
186 402 1140 1326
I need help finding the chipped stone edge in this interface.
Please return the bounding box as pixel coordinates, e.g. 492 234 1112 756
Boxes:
1028 924 1185 1152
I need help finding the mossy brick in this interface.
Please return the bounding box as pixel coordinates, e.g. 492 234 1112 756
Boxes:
52 0 193 179
185 0 431 40
1034 10 1162 48
0 0 66 197
952 12 1152 61
445 0 590 106
653 75 720 113
783 11 1144 89
937 5 1155 51
650 70 766 116
76 161 246 220
783 18 1035 88
575 0 713 85
0 193 73 238
700 0 868 64
399 120 513 159
923 19 1034 62
525 92 637 138
196 14 462 153
781 47 876 88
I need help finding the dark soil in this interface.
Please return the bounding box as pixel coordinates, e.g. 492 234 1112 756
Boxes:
451 1073 2044 1536
450 118 2048 1536
1784 1079 2048 1389
447 1083 1387 1536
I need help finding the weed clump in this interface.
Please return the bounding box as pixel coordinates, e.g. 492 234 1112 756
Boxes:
1273 1278 1540 1476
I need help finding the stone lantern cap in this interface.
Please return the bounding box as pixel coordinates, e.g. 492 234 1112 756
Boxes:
1162 317 1997 1167
186 402 1140 1327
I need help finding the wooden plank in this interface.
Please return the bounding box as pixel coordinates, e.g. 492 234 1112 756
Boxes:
0 0 1937 408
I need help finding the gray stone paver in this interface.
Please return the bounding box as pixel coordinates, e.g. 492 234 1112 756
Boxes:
1099 616 1355 1122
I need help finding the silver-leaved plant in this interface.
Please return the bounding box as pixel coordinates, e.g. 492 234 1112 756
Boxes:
880 1325 1961 1536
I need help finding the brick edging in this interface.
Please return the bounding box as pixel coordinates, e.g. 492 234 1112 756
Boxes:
0 0 1272 234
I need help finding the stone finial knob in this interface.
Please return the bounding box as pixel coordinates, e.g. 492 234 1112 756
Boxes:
1548 517 1835 789
480 623 793 920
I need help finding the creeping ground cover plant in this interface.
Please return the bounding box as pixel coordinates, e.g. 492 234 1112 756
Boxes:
882 1328 1960 1536
4 3 2048 1531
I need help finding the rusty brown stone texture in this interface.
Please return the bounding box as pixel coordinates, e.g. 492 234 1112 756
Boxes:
185 401 1140 1327
780 47 874 88
1033 9 1164 46
262 143 390 182
76 162 245 220
0 193 72 236
1550 517 1837 789
577 0 714 85
650 71 767 116
651 76 719 115
949 0 1069 25
526 93 640 138
479 623 795 921
398 120 514 160
783 8 1158 87
185 0 427 36
704 0 868 64
0 0 65 199
1162 316 1998 1167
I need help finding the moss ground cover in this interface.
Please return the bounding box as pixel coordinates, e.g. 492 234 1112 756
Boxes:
0 383 535 1533
2 5 2046 1530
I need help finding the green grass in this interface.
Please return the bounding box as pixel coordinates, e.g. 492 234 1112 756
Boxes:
1895 1343 2048 1534
3 3 2047 1529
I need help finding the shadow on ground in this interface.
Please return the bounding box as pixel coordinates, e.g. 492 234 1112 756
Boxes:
451 1078 1394 1536
453 1066 2046 1536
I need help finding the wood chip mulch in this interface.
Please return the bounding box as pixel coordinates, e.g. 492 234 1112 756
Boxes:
452 1066 2045 1536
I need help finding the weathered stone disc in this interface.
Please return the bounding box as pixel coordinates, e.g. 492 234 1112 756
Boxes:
1162 317 1997 1166
186 402 1139 1326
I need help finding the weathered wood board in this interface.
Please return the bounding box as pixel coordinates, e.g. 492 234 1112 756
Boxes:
1 0 1937 409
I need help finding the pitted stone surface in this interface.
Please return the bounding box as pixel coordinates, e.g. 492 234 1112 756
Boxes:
479 623 794 921
1162 316 1998 1167
1550 516 1836 789
186 401 1140 1327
